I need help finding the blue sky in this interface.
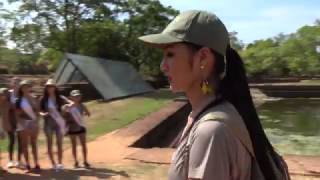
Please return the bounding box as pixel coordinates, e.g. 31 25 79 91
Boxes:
1 0 320 45
159 0 320 43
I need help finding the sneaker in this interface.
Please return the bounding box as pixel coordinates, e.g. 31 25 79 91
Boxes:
16 162 26 169
6 161 15 168
34 165 41 173
84 162 90 169
52 164 58 171
56 164 64 171
25 165 31 173
14 161 19 167
74 162 80 169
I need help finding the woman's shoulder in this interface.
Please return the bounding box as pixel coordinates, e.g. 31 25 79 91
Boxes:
193 101 248 140
198 101 241 122
189 119 235 152
196 101 255 156
193 119 227 139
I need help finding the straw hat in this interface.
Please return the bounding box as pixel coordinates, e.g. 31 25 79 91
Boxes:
45 79 56 86
19 80 33 87
0 88 8 95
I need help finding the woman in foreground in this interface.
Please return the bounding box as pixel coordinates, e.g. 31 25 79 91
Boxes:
139 10 290 180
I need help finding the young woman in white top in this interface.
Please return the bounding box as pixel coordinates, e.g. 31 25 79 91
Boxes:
15 80 40 173
40 79 68 171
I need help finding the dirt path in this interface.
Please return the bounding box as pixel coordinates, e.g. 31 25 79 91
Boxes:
1 101 320 180
2 134 320 180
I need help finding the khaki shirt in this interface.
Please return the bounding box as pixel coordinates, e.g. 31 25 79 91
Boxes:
168 99 263 180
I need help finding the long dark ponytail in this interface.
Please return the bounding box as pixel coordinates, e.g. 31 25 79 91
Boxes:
188 42 288 180
217 45 288 180
16 86 25 109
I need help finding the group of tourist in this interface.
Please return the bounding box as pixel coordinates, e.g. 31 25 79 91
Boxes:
0 77 90 173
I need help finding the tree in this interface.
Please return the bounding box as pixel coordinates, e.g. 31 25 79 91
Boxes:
4 0 177 77
229 31 244 51
7 0 116 53
116 0 178 73
282 25 320 76
242 24 320 77
4 0 318 78
10 24 43 54
37 48 64 71
241 38 285 78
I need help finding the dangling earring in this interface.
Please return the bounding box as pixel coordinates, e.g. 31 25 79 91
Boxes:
201 80 213 95
200 64 213 95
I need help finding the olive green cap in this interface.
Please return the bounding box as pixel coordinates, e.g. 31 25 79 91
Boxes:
139 10 230 56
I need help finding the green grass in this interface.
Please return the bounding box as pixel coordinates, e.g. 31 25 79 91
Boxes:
299 79 320 85
86 89 176 140
0 89 176 152
0 139 8 151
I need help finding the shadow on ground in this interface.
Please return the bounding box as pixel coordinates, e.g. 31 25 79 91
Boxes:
0 167 130 180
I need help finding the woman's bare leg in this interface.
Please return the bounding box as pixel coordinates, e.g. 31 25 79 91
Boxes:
46 133 55 166
30 130 39 167
79 133 88 164
70 135 78 164
19 131 30 167
56 131 63 165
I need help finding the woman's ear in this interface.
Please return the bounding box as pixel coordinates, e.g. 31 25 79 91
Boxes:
198 47 213 65
198 47 215 78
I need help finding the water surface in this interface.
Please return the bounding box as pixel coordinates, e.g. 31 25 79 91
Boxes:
259 98 320 155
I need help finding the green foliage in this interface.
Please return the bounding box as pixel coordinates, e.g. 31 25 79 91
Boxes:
230 31 244 51
11 53 48 74
242 22 320 78
2 0 178 77
11 24 44 53
0 46 48 74
1 1 319 78
85 89 175 140
37 48 64 71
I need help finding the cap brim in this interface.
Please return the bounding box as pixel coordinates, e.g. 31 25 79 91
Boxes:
138 33 183 49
